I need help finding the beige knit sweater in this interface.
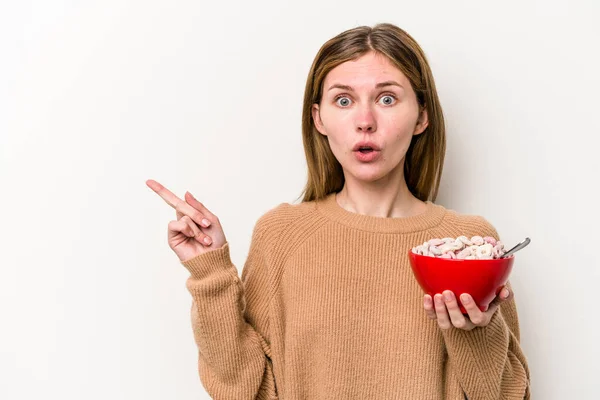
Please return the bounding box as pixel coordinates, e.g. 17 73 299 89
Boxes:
181 192 531 399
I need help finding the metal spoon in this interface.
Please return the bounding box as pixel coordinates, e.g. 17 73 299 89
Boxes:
500 237 531 258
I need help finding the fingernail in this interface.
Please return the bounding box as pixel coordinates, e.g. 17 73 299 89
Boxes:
444 292 453 302
501 289 509 299
202 218 211 227
204 237 212 244
460 294 471 304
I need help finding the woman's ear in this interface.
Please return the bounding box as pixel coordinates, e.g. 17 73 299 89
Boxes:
414 107 429 136
312 103 327 136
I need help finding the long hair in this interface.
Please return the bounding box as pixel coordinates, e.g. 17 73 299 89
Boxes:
297 23 446 203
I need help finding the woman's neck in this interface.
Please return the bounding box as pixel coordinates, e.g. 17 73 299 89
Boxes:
335 182 428 219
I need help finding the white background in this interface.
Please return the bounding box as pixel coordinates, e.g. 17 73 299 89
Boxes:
2 1 599 398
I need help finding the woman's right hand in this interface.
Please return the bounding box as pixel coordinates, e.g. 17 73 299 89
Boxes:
146 179 227 263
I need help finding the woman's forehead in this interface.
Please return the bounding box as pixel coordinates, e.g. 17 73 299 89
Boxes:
323 53 409 90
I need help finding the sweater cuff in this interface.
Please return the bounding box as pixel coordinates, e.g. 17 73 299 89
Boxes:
180 242 235 279
442 308 510 362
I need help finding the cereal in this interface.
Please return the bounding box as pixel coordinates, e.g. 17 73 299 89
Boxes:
411 235 506 260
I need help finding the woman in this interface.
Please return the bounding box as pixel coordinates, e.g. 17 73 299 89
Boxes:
147 22 530 399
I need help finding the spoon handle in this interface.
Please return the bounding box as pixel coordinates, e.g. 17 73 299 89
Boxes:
501 237 531 258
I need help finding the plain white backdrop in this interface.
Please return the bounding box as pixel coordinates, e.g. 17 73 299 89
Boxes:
2 0 599 398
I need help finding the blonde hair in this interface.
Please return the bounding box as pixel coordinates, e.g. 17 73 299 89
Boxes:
297 23 446 203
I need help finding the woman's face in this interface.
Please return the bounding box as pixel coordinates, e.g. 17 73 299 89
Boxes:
312 51 428 184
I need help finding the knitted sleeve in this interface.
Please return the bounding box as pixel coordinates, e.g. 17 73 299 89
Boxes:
180 212 279 400
441 217 531 399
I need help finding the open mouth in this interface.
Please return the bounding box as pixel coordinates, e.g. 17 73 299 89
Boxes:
358 147 374 153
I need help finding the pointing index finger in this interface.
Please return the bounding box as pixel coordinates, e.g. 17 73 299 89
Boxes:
146 179 210 228
146 179 182 209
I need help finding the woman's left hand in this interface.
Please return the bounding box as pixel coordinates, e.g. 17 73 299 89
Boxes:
423 286 513 331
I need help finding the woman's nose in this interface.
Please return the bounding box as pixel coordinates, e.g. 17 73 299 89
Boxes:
355 106 376 132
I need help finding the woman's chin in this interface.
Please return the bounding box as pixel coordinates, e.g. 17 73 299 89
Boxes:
346 166 389 182
342 159 404 183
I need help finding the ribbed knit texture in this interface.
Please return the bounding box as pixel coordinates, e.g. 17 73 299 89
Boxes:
181 192 531 399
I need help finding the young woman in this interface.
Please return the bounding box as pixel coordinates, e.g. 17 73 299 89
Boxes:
147 22 530 399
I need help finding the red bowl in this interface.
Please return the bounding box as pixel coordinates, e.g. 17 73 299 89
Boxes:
408 250 514 314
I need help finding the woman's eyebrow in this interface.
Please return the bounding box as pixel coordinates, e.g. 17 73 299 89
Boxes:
327 81 404 92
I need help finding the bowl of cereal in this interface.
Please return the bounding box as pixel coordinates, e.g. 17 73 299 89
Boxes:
408 236 514 313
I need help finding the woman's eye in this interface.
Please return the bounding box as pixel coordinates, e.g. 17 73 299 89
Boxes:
335 96 352 107
379 95 396 105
